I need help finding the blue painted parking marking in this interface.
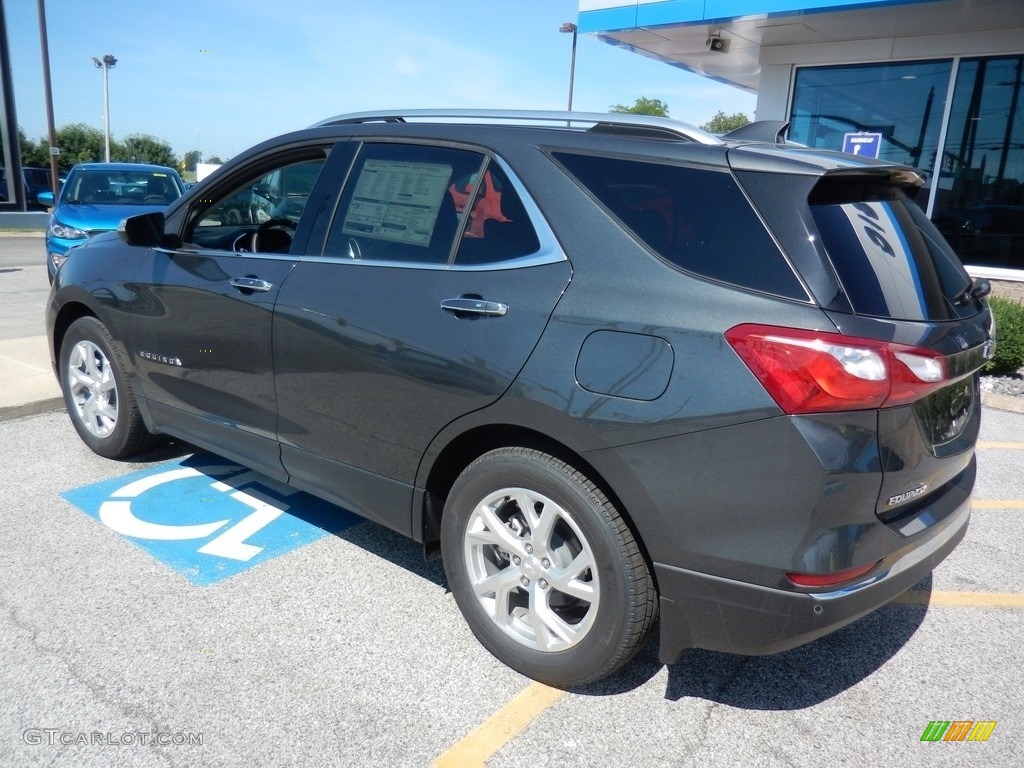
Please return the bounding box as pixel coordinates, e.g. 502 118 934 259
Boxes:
62 454 362 585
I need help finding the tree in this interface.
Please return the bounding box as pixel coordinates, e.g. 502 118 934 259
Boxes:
699 111 751 134
609 97 669 117
207 155 224 165
182 149 202 173
18 127 49 168
49 123 110 172
114 133 177 167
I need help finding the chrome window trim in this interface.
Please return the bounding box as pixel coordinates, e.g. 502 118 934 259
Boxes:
459 153 566 270
296 246 565 272
153 246 299 263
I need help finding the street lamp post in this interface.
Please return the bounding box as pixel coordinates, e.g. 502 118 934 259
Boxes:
92 54 117 162
559 22 578 112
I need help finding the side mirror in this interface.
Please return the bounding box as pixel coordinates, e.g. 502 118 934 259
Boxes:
118 211 168 248
38 190 55 206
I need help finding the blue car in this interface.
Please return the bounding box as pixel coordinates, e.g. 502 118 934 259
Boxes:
0 166 54 210
42 162 185 282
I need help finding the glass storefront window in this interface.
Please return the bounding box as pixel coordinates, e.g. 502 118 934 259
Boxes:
0 81 9 207
790 60 953 182
791 56 1024 274
931 55 1024 272
0 128 10 205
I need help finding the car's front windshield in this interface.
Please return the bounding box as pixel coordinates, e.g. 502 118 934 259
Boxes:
62 169 182 206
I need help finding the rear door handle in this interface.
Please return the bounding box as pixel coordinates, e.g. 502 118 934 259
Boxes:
440 298 509 317
230 277 273 292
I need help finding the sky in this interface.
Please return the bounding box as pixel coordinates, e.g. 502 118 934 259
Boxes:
5 0 755 162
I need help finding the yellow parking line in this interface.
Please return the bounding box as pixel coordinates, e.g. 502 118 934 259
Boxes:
976 441 1024 450
973 500 1024 509
433 682 565 768
434 586 1021 767
894 591 1024 608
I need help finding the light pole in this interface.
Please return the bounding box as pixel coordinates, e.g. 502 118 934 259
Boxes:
38 0 60 201
92 53 117 162
559 22 578 112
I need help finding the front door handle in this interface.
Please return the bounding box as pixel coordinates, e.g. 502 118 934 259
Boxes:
230 277 273 292
440 297 509 317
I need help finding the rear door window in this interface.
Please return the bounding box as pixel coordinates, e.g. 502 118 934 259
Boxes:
452 163 541 266
551 152 807 300
325 143 485 265
809 180 973 321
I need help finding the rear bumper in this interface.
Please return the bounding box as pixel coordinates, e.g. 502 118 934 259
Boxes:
656 498 970 663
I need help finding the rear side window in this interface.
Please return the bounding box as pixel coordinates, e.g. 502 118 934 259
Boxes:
452 164 541 266
552 152 806 299
809 181 972 321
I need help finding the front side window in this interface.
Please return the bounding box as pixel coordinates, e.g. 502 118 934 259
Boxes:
187 155 326 253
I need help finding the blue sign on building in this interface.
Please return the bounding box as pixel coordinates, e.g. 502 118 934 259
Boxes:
62 454 363 585
842 132 884 159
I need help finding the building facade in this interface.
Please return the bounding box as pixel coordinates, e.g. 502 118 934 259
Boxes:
579 0 1024 280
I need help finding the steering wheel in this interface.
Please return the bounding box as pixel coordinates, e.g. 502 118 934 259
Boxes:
251 217 297 253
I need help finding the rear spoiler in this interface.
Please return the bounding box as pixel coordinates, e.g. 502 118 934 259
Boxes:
722 121 791 144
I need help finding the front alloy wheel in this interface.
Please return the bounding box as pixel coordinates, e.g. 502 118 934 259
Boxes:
60 316 155 458
66 338 118 439
442 447 656 687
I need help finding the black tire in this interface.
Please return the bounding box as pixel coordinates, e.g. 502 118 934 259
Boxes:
60 316 155 459
440 447 656 687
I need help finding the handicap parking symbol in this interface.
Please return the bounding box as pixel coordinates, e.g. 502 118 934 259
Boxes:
842 132 883 159
62 454 362 585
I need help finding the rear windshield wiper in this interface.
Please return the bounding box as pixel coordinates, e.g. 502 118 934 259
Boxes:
954 278 991 306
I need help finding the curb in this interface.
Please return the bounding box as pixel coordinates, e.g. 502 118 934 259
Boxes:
0 397 64 423
980 391 1024 414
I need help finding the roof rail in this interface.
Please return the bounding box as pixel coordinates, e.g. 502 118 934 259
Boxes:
311 109 723 145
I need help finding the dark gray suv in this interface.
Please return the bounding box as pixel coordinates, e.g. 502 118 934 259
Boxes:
46 110 995 687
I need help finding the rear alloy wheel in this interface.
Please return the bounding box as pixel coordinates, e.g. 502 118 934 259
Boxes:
441 447 656 687
61 317 154 458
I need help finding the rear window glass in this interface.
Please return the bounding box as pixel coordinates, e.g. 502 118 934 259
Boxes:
810 182 972 321
552 152 806 299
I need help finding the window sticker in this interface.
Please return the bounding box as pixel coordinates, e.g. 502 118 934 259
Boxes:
342 160 453 247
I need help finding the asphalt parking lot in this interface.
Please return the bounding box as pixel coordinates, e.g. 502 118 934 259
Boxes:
2 408 1022 768
1 236 1022 767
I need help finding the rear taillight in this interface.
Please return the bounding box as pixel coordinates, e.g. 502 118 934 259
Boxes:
725 324 947 414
